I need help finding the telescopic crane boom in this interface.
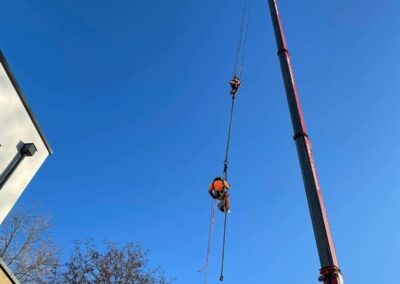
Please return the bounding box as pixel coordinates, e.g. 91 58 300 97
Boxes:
267 1 344 283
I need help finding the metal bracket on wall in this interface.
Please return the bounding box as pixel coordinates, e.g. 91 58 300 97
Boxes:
0 142 37 190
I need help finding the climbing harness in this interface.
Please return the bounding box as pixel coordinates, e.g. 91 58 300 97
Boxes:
200 0 251 283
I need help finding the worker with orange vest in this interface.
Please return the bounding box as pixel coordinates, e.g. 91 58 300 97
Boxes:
208 177 231 213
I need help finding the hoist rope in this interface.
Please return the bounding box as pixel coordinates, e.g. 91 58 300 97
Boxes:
219 90 235 283
224 0 251 179
219 1 250 280
222 95 236 181
201 0 251 282
219 210 228 281
233 0 251 78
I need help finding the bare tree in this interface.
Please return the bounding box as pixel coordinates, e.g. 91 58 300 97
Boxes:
57 240 173 284
0 210 173 284
0 209 59 283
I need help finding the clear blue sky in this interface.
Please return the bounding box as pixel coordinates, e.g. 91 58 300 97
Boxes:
1 0 400 283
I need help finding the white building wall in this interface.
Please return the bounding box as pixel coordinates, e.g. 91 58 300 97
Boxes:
0 61 50 223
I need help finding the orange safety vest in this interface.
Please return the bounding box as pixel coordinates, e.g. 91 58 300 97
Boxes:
209 179 231 192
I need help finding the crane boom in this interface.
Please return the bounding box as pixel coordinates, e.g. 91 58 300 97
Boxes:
267 1 344 283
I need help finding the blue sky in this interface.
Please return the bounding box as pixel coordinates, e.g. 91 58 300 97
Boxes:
1 0 400 283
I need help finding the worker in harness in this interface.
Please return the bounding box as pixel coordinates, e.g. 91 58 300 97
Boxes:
229 76 241 95
208 177 231 213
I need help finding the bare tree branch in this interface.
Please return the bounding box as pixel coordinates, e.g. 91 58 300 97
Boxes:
57 240 174 284
0 209 59 284
0 210 173 284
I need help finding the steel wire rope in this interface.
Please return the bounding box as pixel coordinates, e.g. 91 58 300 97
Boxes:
201 0 251 282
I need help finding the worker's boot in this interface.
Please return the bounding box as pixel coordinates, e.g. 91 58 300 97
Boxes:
224 195 231 213
218 202 225 212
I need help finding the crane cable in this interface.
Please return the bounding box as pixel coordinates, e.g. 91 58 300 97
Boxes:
219 92 235 282
233 0 251 79
220 0 251 282
200 0 251 283
222 0 251 182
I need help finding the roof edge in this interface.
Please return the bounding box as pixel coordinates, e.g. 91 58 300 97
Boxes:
0 50 53 155
0 258 21 284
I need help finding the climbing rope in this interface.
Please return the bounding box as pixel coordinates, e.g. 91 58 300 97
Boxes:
198 199 217 284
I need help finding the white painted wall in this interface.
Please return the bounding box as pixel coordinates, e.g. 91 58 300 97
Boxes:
0 61 50 224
